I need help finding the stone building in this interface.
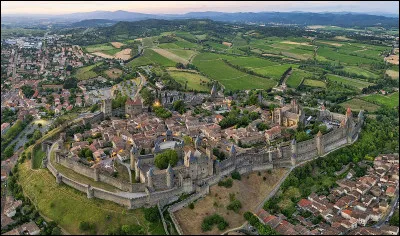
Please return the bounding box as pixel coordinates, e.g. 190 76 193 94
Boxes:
125 97 143 117
272 99 305 127
101 98 112 119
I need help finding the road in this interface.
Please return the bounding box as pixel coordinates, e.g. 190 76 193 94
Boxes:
374 183 399 228
9 119 53 152
134 71 146 100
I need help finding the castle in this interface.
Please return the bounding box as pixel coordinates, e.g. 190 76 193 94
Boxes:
44 90 364 211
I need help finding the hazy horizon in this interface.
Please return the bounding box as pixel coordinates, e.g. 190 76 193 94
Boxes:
1 1 399 16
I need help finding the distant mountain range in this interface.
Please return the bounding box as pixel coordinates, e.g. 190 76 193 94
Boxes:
2 11 399 28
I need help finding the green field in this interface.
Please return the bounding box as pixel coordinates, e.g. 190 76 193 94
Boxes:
168 71 211 92
128 49 175 67
18 160 165 235
100 48 122 56
326 74 374 90
75 62 102 80
192 53 276 90
225 56 297 80
342 66 380 79
339 98 380 112
1 28 46 38
362 92 399 108
84 43 114 53
32 148 45 169
286 69 313 88
303 79 326 88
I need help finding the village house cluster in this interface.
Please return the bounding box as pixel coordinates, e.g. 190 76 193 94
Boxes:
256 154 399 235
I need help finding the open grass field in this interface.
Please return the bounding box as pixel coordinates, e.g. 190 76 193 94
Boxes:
192 53 276 90
303 79 326 88
339 98 380 112
18 159 165 235
286 69 313 88
326 74 374 90
225 56 297 80
99 48 122 56
84 43 114 53
128 49 176 67
142 37 157 48
75 62 102 80
168 71 210 92
174 168 288 235
362 92 399 108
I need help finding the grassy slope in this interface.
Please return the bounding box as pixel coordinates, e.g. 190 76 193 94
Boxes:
168 71 210 92
326 74 374 90
362 92 399 108
192 53 276 90
18 160 165 235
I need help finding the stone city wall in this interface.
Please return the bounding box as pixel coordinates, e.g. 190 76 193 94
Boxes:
61 175 88 193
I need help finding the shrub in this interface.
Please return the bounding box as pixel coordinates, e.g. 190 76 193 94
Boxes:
189 203 194 209
227 199 242 213
231 171 241 180
218 178 233 188
143 206 160 223
201 214 229 232
79 221 95 231
263 176 267 181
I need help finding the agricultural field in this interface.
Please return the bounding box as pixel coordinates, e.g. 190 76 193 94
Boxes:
286 69 314 88
341 66 380 79
192 53 276 90
225 56 297 80
18 160 165 235
303 79 326 88
174 169 288 235
168 71 211 92
362 92 399 108
105 68 123 79
339 98 380 112
326 74 374 90
128 48 176 67
84 43 115 53
75 62 102 80
152 48 194 64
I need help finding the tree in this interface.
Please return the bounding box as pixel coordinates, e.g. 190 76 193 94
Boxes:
51 227 62 235
173 100 186 114
63 77 77 89
154 149 179 169
389 209 399 226
140 87 155 106
20 85 35 98
143 206 160 223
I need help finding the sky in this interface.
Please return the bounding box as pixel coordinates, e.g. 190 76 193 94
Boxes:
1 1 399 15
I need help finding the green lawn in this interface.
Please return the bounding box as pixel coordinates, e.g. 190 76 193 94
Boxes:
339 98 380 112
18 160 165 235
326 74 374 90
362 92 399 108
75 62 102 80
192 53 276 91
168 71 210 92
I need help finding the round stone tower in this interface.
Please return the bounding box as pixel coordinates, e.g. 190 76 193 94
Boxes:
147 167 154 188
166 164 174 189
